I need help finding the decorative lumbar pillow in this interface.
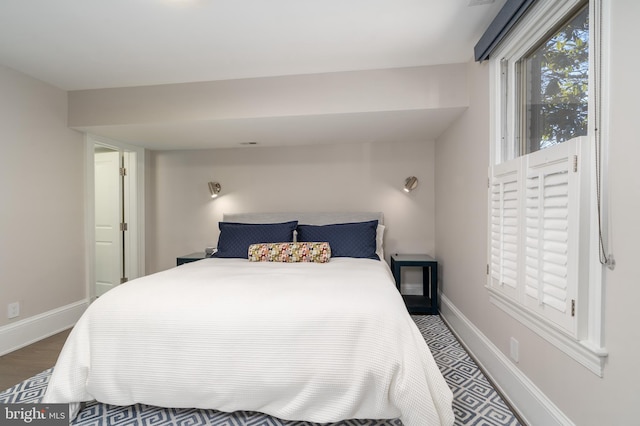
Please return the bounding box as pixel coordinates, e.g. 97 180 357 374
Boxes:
214 221 298 259
248 242 331 263
296 220 379 260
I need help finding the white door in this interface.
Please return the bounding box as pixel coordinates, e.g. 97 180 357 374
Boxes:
94 149 122 296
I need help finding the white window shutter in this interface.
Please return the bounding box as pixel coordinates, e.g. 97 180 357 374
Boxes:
488 137 587 337
489 159 521 300
522 138 584 335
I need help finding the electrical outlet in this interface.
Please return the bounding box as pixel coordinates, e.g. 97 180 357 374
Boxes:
510 337 519 363
7 302 20 319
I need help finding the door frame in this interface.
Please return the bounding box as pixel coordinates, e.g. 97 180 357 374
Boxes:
85 134 145 301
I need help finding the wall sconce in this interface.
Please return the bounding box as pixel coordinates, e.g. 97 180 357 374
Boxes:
208 182 221 198
403 176 418 192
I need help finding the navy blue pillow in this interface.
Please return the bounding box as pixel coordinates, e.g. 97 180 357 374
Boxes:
214 221 298 259
296 220 379 260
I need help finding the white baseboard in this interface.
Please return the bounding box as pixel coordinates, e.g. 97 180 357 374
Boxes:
0 300 89 356
439 294 574 426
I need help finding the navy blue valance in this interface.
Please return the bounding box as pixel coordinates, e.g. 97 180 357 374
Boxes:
474 0 538 62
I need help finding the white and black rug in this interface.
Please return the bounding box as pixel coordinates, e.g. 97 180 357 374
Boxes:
0 315 520 425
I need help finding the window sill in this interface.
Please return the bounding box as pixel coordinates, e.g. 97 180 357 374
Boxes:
487 287 608 377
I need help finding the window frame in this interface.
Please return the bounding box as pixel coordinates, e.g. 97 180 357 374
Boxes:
487 0 608 376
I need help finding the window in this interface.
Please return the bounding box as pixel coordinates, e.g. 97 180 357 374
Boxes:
522 6 589 154
488 0 607 375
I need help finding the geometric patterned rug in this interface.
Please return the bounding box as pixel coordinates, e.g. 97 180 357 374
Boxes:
0 315 521 426
412 316 521 426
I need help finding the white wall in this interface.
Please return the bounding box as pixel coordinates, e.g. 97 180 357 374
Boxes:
68 64 468 127
147 140 435 273
434 1 640 424
0 65 85 329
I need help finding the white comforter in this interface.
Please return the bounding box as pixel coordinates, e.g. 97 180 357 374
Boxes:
44 258 454 425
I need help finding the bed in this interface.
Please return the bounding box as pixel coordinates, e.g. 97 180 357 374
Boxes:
43 212 454 425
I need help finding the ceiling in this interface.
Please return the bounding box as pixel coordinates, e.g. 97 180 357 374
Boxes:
0 0 505 149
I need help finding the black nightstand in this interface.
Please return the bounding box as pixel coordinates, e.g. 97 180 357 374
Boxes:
177 252 207 266
390 254 438 314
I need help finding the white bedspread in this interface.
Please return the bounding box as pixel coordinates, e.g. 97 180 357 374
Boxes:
44 258 454 426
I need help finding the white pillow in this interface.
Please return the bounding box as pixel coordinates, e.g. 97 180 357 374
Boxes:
376 224 385 260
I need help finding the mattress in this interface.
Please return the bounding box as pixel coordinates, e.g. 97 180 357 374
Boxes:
43 257 454 425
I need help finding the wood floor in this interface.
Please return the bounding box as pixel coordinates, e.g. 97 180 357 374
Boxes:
0 328 71 391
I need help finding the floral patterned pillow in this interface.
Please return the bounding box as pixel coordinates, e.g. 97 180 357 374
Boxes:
248 242 331 263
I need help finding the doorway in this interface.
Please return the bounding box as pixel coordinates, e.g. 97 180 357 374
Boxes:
94 146 122 296
87 135 145 300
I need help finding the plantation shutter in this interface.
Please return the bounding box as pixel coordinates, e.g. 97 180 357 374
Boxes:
523 138 584 334
489 160 520 300
489 137 586 336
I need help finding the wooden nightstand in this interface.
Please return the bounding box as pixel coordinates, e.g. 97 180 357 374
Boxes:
176 252 207 266
390 254 438 315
